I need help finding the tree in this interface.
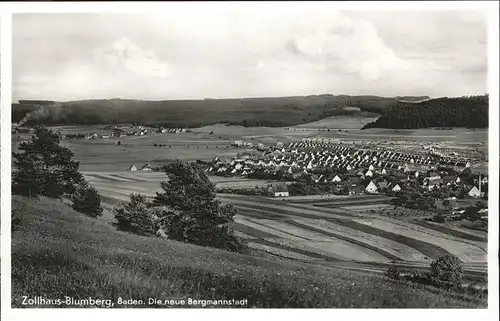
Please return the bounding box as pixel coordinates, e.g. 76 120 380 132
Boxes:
428 254 464 289
153 160 246 252
71 181 103 218
12 125 84 198
113 193 159 235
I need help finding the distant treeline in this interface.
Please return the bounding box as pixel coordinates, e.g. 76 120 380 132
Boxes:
12 95 404 127
362 95 489 129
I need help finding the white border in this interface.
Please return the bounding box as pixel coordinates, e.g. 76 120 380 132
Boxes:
0 10 13 321
0 1 499 321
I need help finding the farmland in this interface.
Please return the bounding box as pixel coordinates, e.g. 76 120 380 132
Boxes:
81 169 488 284
12 121 489 286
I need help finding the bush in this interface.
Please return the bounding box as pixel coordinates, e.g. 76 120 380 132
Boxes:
428 254 464 289
432 214 446 223
385 266 401 280
12 202 26 232
113 194 158 236
71 182 103 218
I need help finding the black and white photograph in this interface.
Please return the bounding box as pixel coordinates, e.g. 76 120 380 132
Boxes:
2 1 499 316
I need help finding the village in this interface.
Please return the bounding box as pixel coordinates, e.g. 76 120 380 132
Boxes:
12 124 188 141
200 137 488 221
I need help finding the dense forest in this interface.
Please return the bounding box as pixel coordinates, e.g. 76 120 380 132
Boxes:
12 95 403 128
362 95 489 129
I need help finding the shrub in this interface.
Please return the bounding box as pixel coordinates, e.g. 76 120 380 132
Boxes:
71 182 103 218
428 254 464 289
432 214 446 223
113 194 158 236
12 202 26 232
385 266 401 280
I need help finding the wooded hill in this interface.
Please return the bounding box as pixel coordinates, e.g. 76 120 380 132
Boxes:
12 95 403 128
362 95 489 130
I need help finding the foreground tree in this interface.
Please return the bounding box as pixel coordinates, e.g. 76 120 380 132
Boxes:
12 125 84 198
153 160 247 252
428 254 464 289
71 181 104 218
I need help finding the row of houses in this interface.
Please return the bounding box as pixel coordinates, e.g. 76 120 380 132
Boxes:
232 140 266 150
206 141 488 199
157 127 187 134
128 164 153 172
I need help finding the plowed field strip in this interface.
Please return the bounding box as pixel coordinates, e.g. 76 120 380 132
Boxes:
412 220 487 242
329 218 451 259
364 216 487 249
108 174 149 182
232 222 281 239
245 219 311 240
295 219 429 262
249 239 342 262
286 203 354 217
352 218 487 262
314 199 395 208
234 218 306 240
287 220 399 261
221 198 348 219
85 173 127 183
246 241 315 261
236 207 287 219
233 203 328 219
284 195 391 204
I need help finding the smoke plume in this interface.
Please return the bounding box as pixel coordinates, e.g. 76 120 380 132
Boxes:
17 103 65 127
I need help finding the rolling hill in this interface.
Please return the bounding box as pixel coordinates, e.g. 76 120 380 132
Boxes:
12 95 405 128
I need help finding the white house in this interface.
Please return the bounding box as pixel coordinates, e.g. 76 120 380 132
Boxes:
332 175 342 183
468 186 481 198
365 169 374 177
365 181 378 194
141 164 152 171
268 183 289 197
128 165 137 172
381 168 387 175
391 184 402 193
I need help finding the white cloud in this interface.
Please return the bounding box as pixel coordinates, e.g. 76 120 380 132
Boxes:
12 10 488 101
92 37 170 78
15 37 173 100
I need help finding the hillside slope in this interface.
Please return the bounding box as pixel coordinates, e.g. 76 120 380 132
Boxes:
11 196 486 308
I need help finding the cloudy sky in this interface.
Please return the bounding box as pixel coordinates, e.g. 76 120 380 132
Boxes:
12 8 488 101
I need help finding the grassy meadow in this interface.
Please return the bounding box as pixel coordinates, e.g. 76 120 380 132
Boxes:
11 196 488 308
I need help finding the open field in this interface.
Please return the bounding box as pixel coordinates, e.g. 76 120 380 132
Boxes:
82 171 487 285
291 114 380 129
316 128 488 144
13 124 488 172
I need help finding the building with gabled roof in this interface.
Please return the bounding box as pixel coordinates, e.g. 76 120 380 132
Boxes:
468 186 480 198
365 181 378 194
268 183 289 197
